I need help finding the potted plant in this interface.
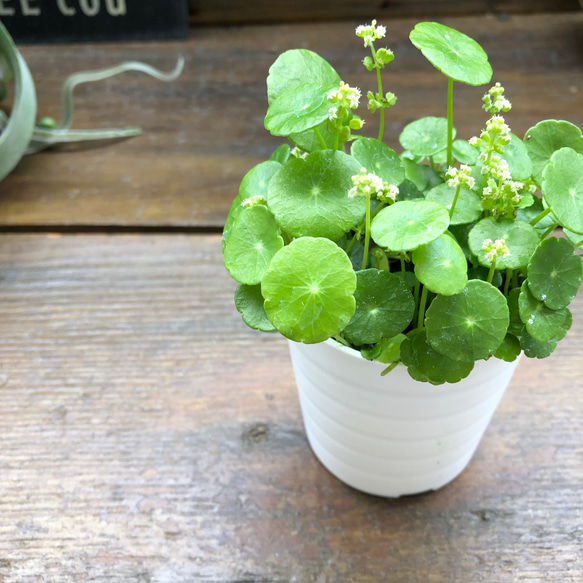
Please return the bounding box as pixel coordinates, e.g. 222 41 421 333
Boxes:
223 20 583 496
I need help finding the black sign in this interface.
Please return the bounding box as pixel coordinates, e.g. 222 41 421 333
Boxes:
1 0 189 43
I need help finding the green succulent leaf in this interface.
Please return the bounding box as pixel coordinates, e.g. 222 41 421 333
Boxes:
494 334 522 362
524 120 583 186
425 279 509 362
261 237 357 344
267 150 364 240
468 217 540 269
223 160 282 249
541 147 583 234
234 284 276 332
409 22 492 86
501 132 533 181
351 137 405 185
425 183 482 225
265 82 337 136
266 49 340 104
360 334 407 364
371 200 450 252
518 280 569 343
342 269 415 345
399 117 453 158
527 237 582 310
223 205 284 285
401 329 474 385
412 233 468 295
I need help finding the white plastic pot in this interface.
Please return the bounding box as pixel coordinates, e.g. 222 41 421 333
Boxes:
288 338 521 497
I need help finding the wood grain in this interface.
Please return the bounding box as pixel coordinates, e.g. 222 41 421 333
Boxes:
189 0 582 25
0 233 581 581
2 13 582 229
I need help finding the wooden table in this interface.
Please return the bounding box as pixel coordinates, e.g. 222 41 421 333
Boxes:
0 14 582 582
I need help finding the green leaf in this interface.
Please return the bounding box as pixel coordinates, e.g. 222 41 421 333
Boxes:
452 139 479 165
425 279 509 362
518 279 569 343
223 160 281 249
564 228 583 248
265 82 337 136
412 233 468 295
234 284 276 332
468 266 503 289
542 147 583 234
409 22 492 86
527 237 582 310
266 49 340 105
396 179 424 202
351 137 405 185
0 22 37 182
360 334 406 364
401 158 428 191
468 217 540 269
501 132 533 181
223 205 284 285
289 119 336 153
371 200 450 252
342 269 415 345
270 144 290 164
515 196 558 236
507 287 524 336
261 237 357 344
524 120 583 186
425 183 482 225
399 117 452 158
401 329 474 385
494 334 521 362
520 331 557 359
267 150 364 240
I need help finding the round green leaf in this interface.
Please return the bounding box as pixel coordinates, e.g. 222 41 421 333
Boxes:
267 150 364 240
399 117 452 158
265 82 337 137
223 161 281 250
342 269 415 345
520 332 557 359
494 334 521 362
501 132 533 181
267 49 340 105
396 179 424 202
425 279 509 362
524 120 583 186
452 139 479 165
542 147 583 234
360 334 406 364
527 237 582 310
409 22 492 86
261 237 357 344
401 329 474 385
518 279 568 343
351 137 405 186
234 284 276 332
425 182 482 225
371 200 450 252
468 217 540 269
223 205 284 285
401 157 428 191
412 233 468 295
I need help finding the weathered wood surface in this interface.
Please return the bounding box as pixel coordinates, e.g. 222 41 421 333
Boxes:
0 233 581 582
189 0 582 25
3 13 583 229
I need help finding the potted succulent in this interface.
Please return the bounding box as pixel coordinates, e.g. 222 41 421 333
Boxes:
223 21 583 496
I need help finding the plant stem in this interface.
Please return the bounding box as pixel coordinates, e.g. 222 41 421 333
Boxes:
574 238 583 249
314 126 327 150
361 192 372 270
400 253 406 279
447 76 454 167
529 206 552 227
371 45 385 142
504 268 512 296
487 258 497 284
417 285 428 329
381 361 399 376
449 184 462 219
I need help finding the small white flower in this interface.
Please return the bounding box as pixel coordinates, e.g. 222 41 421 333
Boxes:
355 19 386 47
328 106 338 121
241 195 266 208
482 238 510 263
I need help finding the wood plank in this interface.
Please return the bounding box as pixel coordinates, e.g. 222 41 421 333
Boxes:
189 0 582 25
0 233 581 581
2 13 583 229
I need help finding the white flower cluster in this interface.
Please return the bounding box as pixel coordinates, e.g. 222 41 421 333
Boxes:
328 81 361 110
482 238 511 264
481 155 524 211
482 82 512 115
445 164 476 190
290 146 307 159
241 195 266 208
470 115 511 155
348 168 398 203
355 19 386 48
